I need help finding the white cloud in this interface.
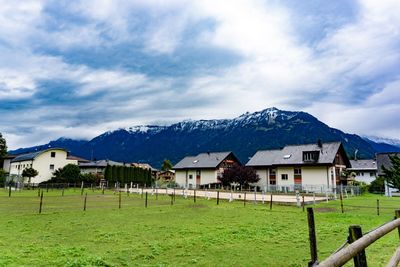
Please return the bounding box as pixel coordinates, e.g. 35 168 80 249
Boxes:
1 0 400 149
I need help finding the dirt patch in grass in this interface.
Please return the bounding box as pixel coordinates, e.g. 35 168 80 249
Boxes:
315 207 336 213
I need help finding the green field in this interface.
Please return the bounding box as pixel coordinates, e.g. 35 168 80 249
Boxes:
0 188 399 266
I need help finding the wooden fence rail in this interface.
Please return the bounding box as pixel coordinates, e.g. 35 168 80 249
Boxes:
308 208 400 267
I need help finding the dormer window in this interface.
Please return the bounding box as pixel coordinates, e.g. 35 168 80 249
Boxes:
303 151 319 162
51 152 56 158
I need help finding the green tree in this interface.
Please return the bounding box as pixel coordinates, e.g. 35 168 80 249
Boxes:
104 165 112 181
61 164 81 182
382 155 400 191
0 132 7 159
0 169 6 185
161 159 173 171
22 167 38 183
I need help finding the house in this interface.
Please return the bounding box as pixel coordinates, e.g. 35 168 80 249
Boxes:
1 154 17 173
79 159 124 175
376 152 400 196
158 170 175 181
348 159 377 184
9 148 78 183
173 151 240 188
246 141 351 191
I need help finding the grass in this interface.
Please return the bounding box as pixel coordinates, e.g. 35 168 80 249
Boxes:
0 188 399 266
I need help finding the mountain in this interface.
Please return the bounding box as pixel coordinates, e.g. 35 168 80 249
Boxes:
363 136 400 153
9 107 394 168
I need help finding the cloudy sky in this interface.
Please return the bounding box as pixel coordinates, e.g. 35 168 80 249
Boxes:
1 0 400 149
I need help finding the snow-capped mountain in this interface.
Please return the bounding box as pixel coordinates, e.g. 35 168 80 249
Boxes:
10 107 398 168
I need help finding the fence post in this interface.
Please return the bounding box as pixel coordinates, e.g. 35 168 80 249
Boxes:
145 192 148 208
270 194 273 210
302 195 305 212
62 187 64 197
156 187 158 200
217 190 220 205
119 191 121 209
307 208 318 266
244 192 247 207
194 189 196 203
102 185 105 195
340 193 344 213
8 184 11 197
296 190 300 207
170 194 173 205
39 191 44 214
80 181 84 196
377 199 380 216
348 225 367 267
84 192 87 211
395 210 400 238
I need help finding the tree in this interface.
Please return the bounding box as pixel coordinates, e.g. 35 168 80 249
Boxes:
219 164 260 187
161 159 173 171
61 164 81 182
0 132 7 159
382 155 400 191
22 167 38 183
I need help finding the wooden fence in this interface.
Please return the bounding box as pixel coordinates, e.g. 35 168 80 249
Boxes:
307 207 400 267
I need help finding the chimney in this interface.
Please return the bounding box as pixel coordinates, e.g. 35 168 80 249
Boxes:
317 139 323 148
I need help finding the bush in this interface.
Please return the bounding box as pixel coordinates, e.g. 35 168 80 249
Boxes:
368 177 385 194
352 180 369 194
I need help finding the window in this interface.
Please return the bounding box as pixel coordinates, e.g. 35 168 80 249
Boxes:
370 172 375 177
196 170 201 176
270 168 277 175
303 151 320 162
189 174 193 179
294 168 301 175
51 152 56 158
281 174 288 180
50 164 55 170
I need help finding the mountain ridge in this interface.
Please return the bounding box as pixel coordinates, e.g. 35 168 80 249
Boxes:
9 107 400 168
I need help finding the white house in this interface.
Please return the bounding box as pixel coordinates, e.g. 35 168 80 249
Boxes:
348 159 377 184
246 141 351 191
173 151 240 188
9 148 78 183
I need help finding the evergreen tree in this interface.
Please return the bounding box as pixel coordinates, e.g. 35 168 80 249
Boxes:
161 159 173 171
382 155 400 191
104 165 112 181
111 165 118 183
0 132 7 159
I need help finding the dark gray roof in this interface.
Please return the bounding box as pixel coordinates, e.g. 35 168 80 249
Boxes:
377 153 400 176
349 160 377 171
173 151 234 169
246 142 347 167
11 148 67 163
79 160 124 168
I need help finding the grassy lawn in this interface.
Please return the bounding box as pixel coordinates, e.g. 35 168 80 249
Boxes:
0 189 399 266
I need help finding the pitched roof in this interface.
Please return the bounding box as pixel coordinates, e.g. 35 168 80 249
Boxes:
376 153 400 176
79 159 124 168
246 142 349 167
67 155 90 163
11 148 67 163
349 159 377 170
173 151 235 169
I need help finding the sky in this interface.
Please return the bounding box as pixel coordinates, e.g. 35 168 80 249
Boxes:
1 0 400 150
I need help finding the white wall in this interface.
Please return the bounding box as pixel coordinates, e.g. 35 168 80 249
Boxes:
174 169 218 188
254 166 331 188
301 166 329 186
2 158 12 173
354 171 376 185
175 170 187 187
